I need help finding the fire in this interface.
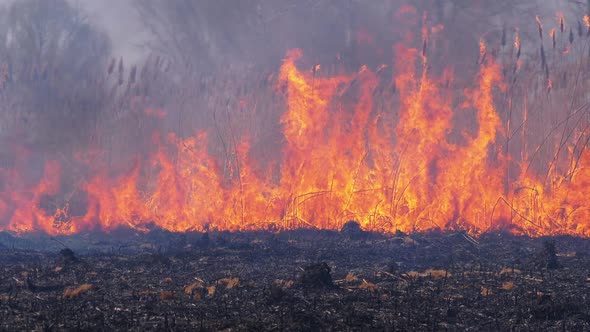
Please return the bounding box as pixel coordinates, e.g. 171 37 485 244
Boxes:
514 29 521 61
536 15 543 39
1 9 590 237
479 38 487 64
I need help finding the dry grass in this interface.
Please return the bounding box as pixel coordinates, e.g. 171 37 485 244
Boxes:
480 286 493 296
184 282 204 295
184 281 216 299
345 272 358 283
502 281 515 290
499 268 522 275
217 277 239 289
63 284 93 299
426 269 451 278
159 291 175 301
274 279 294 288
406 269 451 278
358 280 378 292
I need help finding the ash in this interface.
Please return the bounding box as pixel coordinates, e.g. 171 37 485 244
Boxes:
0 229 589 331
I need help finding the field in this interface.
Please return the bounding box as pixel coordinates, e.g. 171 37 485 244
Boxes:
1 229 589 331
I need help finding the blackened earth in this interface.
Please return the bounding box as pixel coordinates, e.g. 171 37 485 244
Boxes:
0 228 589 331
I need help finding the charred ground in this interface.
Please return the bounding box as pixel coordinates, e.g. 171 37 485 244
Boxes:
0 228 589 331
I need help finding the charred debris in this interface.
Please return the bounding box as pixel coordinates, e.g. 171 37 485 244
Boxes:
1 226 589 330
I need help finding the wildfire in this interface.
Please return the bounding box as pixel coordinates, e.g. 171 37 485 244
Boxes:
1 8 590 238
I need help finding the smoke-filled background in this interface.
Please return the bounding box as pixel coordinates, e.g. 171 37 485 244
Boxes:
0 0 590 235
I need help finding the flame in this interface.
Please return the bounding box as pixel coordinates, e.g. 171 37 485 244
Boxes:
2 12 590 237
144 108 166 119
479 38 487 64
536 15 544 39
514 29 521 61
431 24 444 34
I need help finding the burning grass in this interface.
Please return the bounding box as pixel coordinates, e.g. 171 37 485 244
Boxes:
0 6 589 238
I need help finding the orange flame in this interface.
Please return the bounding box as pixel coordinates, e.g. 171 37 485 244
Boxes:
514 29 521 60
479 38 487 64
557 12 565 33
536 15 544 39
2 14 590 238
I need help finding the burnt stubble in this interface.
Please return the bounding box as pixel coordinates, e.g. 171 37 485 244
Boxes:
0 230 589 331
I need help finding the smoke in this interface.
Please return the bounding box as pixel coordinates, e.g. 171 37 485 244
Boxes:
75 0 147 64
0 0 577 68
0 0 589 235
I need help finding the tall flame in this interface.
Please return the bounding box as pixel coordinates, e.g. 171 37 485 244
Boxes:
1 13 590 237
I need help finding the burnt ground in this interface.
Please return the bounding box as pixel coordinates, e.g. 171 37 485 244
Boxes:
1 228 590 331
